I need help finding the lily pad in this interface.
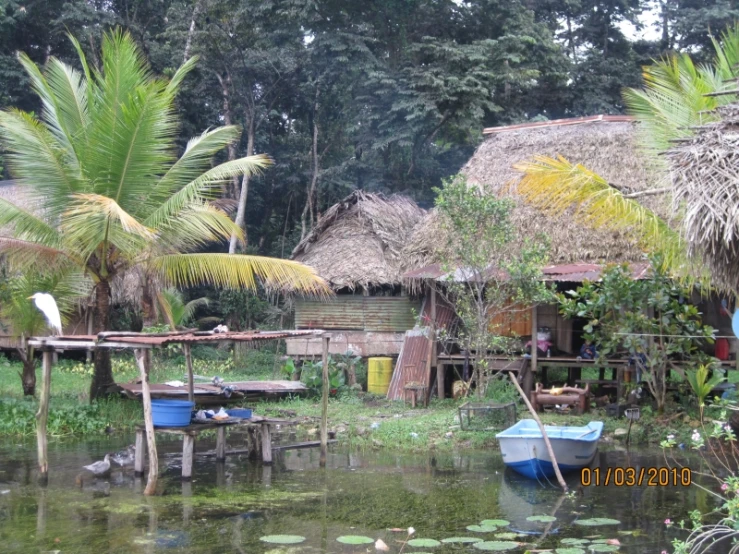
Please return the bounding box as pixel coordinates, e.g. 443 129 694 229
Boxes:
494 533 519 540
336 535 375 545
473 541 521 551
481 519 511 527
441 537 484 544
561 538 590 545
556 549 586 554
259 535 306 544
527 515 557 523
590 539 609 544
588 545 619 552
574 518 621 527
467 525 500 533
407 538 441 547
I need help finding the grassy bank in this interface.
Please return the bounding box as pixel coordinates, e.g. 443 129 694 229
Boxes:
0 351 716 451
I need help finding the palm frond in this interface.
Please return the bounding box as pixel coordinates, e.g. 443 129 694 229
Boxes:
65 193 155 239
0 237 75 273
153 202 243 253
513 155 694 276
151 254 332 297
0 196 60 246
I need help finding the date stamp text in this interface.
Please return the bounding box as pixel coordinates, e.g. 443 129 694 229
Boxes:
581 467 691 487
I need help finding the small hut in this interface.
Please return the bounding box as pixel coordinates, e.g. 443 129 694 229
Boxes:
285 190 427 358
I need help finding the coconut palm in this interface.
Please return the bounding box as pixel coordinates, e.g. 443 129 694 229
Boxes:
513 25 739 284
156 288 212 330
0 29 330 400
0 270 89 395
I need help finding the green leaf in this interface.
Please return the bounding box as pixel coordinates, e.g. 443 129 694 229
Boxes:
407 538 442 547
473 541 521 551
259 535 306 544
481 519 511 527
441 537 484 543
467 525 499 533
574 518 621 526
587 545 619 552
556 548 586 554
526 515 557 523
336 536 375 545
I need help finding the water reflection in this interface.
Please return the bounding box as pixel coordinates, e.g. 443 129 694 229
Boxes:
0 436 720 553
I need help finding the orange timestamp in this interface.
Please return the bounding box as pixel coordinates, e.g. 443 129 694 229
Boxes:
581 467 692 487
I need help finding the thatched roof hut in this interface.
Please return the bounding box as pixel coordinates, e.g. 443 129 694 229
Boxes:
402 115 671 273
667 102 739 295
292 190 426 291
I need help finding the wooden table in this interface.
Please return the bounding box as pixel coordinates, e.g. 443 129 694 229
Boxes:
134 416 299 480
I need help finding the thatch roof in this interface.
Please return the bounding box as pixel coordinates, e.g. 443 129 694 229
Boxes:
402 116 671 273
667 102 739 295
291 190 427 290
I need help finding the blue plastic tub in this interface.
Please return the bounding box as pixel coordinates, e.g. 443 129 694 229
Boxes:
151 399 195 427
226 408 252 419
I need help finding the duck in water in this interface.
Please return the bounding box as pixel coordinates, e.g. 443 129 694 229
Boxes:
111 445 135 466
83 454 111 477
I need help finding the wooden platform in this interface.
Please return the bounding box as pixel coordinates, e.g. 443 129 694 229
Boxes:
119 380 307 405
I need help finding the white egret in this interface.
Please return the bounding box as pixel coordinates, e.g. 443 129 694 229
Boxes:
27 293 63 335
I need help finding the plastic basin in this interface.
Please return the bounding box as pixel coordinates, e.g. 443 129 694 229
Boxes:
151 399 195 427
226 408 252 419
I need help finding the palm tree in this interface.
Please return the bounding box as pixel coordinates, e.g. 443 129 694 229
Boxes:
513 25 739 282
0 29 330 400
156 288 212 330
0 270 89 395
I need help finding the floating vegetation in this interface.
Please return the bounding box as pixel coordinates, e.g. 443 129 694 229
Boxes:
467 525 500 533
561 538 590 545
587 545 619 552
407 538 442 547
494 533 519 540
481 519 510 527
260 535 307 544
441 537 483 544
472 540 521 551
527 515 557 523
336 536 374 545
556 548 586 554
574 518 621 527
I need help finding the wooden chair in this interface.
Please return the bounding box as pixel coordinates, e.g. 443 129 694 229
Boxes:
404 382 428 408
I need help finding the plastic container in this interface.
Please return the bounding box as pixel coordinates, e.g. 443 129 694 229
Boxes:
226 408 253 419
368 357 394 395
151 399 195 427
716 338 730 360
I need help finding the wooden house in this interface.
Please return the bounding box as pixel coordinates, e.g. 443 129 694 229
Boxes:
284 190 428 358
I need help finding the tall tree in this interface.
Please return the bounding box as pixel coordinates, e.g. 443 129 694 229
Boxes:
0 29 330 400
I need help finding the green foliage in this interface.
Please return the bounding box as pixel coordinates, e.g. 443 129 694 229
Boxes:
559 255 716 412
434 174 554 397
685 364 726 416
300 356 347 397
156 288 210 329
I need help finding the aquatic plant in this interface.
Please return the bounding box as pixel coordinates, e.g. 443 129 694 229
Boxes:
336 535 374 544
259 535 306 544
472 540 521 551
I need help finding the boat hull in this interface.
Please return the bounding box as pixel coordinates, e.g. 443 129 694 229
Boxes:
496 420 603 480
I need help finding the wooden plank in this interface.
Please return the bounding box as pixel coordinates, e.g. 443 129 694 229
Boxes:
272 440 338 451
139 356 158 496
134 429 145 476
182 434 195 480
531 305 538 374
183 343 194 403
216 427 226 462
320 334 329 467
262 424 273 464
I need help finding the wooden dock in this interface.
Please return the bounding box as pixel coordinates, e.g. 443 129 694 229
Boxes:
119 380 308 405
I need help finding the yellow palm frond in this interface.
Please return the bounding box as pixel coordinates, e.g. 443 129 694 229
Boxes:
151 254 332 298
513 155 700 280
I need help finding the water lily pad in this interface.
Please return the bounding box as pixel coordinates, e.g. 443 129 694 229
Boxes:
481 519 510 527
561 538 590 545
260 535 306 544
336 535 374 545
441 537 483 544
556 548 586 554
407 538 441 547
574 518 621 527
494 533 519 540
473 541 521 551
527 515 557 523
467 525 500 533
588 545 619 552
590 539 609 544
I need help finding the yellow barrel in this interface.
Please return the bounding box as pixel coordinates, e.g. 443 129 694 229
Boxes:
367 357 394 395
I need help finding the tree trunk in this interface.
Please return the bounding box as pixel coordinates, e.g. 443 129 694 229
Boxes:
229 117 255 254
21 356 36 396
217 72 239 199
90 280 115 401
141 274 157 328
301 85 320 240
183 0 202 63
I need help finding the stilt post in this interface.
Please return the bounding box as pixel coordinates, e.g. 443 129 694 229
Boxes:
184 343 195 403
182 434 194 480
320 333 331 467
36 348 53 486
139 350 159 495
134 428 145 476
531 304 538 380
216 426 226 462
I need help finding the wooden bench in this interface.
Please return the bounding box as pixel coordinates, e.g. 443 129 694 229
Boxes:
404 382 428 408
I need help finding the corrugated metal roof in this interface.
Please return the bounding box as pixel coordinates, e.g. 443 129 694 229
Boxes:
387 329 433 400
295 296 418 332
483 115 634 135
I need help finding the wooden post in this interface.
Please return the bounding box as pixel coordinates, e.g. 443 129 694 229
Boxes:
261 423 273 464
509 373 568 492
184 343 195 403
216 426 226 462
36 349 53 486
432 288 443 400
134 429 145 477
182 434 195 480
531 305 538 384
320 334 330 468
139 354 159 495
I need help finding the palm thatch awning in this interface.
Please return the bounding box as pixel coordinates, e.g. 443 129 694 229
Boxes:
667 102 739 295
402 116 670 274
291 190 426 291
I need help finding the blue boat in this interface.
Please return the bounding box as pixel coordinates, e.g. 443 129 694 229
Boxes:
496 419 603 480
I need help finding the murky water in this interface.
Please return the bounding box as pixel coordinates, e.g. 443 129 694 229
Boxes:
0 432 720 553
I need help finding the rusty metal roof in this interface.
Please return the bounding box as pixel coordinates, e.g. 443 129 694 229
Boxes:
387 329 433 401
483 115 634 135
